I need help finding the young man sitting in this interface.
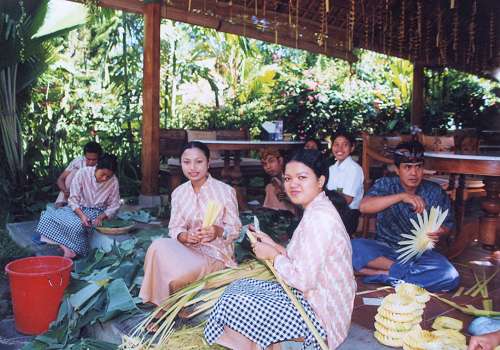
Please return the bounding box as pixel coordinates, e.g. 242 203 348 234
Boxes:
352 140 460 292
259 148 297 215
55 141 103 207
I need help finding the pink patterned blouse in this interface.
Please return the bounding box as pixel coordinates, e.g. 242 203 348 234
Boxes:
168 175 242 267
274 191 356 349
68 167 121 218
65 156 86 172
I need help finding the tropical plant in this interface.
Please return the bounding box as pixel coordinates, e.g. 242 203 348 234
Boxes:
424 68 499 133
0 0 85 186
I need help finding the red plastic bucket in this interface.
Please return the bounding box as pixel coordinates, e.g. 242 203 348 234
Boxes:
5 256 73 335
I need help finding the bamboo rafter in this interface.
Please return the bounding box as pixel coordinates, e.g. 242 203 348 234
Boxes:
75 0 499 77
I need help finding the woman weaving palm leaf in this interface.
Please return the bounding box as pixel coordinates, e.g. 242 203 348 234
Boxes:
204 149 356 350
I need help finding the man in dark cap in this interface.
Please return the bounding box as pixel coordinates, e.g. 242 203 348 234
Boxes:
351 140 460 292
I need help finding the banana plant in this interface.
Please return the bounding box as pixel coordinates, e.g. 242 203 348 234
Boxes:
0 0 85 185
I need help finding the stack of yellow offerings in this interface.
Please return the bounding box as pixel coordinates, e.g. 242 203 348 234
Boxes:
426 316 466 350
402 323 466 350
374 283 429 347
202 201 222 228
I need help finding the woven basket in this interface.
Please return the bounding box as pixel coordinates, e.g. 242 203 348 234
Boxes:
95 224 135 235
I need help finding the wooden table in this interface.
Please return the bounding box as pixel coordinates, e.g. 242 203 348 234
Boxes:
196 140 306 210
195 140 305 151
195 140 305 180
424 152 500 257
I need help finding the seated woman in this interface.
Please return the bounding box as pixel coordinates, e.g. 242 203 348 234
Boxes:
260 149 298 215
303 137 321 151
37 154 120 258
139 141 242 308
55 141 103 208
204 149 355 350
326 130 364 234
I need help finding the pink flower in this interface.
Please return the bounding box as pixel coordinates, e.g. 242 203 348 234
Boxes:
305 80 319 91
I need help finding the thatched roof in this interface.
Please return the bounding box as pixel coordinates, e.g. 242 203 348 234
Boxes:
94 0 499 76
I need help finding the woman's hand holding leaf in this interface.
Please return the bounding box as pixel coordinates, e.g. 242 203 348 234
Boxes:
178 232 200 245
253 241 280 261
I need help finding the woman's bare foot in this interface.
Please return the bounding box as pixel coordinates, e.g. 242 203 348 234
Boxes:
60 245 76 259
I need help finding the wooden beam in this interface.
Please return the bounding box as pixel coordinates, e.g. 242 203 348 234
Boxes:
74 0 354 61
160 4 356 62
93 0 143 14
140 1 161 196
411 63 424 128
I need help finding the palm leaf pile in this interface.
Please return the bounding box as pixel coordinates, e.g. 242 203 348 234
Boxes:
121 324 226 350
396 206 448 264
127 260 273 349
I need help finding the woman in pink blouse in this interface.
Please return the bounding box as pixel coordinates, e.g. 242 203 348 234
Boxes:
205 149 356 350
37 154 120 258
140 142 242 311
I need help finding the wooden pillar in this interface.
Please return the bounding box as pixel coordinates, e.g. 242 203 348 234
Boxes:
411 63 424 128
141 1 161 196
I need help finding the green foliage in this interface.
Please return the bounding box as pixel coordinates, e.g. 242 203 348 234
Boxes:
0 6 498 224
24 228 165 349
424 69 499 133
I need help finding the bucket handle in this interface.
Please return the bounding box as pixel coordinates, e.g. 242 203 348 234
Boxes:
48 274 63 288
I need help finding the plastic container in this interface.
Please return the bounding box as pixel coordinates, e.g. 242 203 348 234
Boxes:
5 256 73 335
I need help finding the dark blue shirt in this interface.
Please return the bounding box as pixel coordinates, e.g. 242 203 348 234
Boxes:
367 176 454 250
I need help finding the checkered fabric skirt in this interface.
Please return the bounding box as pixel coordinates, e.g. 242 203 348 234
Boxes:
204 278 327 350
36 206 103 256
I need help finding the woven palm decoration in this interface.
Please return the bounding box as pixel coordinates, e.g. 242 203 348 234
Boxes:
396 206 448 264
202 200 222 228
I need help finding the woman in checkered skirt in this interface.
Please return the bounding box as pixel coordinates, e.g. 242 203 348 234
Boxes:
37 154 120 258
205 149 356 350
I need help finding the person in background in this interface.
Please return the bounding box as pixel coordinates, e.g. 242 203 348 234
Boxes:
260 148 298 215
37 154 120 258
55 141 103 207
204 149 355 350
468 331 500 350
304 137 321 151
326 130 364 234
352 141 459 292
140 141 241 326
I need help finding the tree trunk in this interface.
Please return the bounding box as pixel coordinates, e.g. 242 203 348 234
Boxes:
170 39 178 126
122 12 135 160
0 65 24 186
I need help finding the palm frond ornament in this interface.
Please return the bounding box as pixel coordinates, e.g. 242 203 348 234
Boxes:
396 206 449 264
